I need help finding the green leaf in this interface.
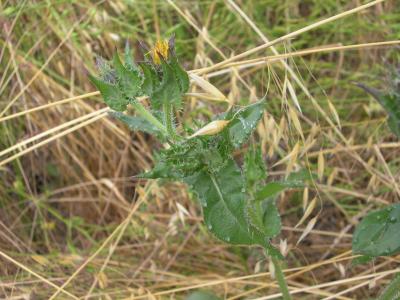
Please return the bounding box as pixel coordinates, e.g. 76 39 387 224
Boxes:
89 75 127 111
264 243 284 259
151 60 183 109
186 291 221 300
255 182 287 201
170 55 190 93
138 160 181 180
113 53 142 99
352 204 400 257
247 198 281 238
244 145 267 189
285 169 314 187
124 42 138 72
357 83 400 138
110 111 161 135
351 255 374 266
377 274 400 300
140 63 159 96
227 99 266 148
184 159 263 245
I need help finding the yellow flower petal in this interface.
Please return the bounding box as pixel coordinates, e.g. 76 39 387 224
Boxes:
152 39 169 64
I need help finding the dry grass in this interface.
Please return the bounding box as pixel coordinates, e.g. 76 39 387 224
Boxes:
0 0 399 299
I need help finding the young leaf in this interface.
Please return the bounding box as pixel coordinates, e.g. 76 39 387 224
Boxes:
353 204 400 257
151 60 183 109
113 52 142 99
244 145 267 189
170 55 190 93
89 75 127 111
124 41 139 72
285 169 314 187
247 198 281 238
138 160 182 180
227 99 266 148
110 111 161 136
255 182 287 201
140 63 159 96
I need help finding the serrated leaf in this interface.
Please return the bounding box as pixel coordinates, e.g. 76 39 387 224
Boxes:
285 169 314 187
124 42 139 72
244 145 267 190
170 55 190 93
151 60 183 109
255 182 286 201
254 174 305 201
352 204 400 257
184 159 263 245
186 291 221 300
95 56 116 83
227 99 265 148
110 111 161 135
138 160 181 180
113 52 142 99
89 75 127 111
140 63 159 96
247 198 281 238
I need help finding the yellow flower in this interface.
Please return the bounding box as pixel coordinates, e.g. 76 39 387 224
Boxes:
152 39 169 64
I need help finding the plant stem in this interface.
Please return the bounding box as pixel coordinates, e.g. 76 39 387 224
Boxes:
271 256 292 300
162 102 176 140
131 102 168 136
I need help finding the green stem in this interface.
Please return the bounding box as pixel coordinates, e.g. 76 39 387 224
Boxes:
163 102 176 140
131 102 168 136
271 256 292 300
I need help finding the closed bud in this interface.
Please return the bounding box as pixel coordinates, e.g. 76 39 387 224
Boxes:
188 120 230 139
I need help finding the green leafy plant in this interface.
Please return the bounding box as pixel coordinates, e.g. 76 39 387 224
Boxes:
354 67 400 299
89 36 307 299
356 67 400 138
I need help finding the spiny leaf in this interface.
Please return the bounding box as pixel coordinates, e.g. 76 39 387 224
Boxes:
140 63 159 96
151 60 183 109
244 145 267 190
138 160 182 180
184 159 263 245
89 75 127 111
95 56 116 83
227 99 266 148
170 55 190 93
353 203 400 257
247 198 281 238
110 111 161 136
255 182 287 201
124 41 139 72
113 52 142 99
377 274 400 300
